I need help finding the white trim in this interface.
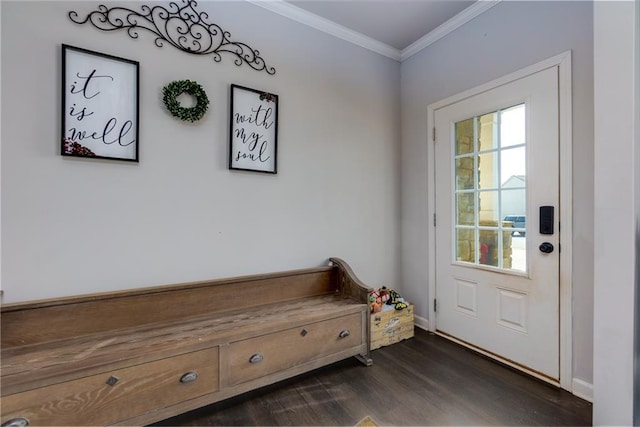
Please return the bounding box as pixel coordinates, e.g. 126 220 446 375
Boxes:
427 132 437 335
414 314 429 331
572 378 594 403
246 0 500 63
400 0 502 62
558 50 574 393
246 0 401 61
426 51 573 390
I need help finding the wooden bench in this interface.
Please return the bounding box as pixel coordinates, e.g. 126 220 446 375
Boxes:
1 258 372 426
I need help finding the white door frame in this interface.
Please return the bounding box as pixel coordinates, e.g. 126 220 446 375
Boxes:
426 51 573 391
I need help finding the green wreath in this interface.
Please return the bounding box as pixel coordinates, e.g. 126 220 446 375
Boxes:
162 80 210 122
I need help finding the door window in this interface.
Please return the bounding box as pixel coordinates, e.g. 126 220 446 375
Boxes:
454 104 526 272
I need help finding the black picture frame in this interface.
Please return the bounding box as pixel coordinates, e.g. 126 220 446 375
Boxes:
61 44 140 162
229 84 278 174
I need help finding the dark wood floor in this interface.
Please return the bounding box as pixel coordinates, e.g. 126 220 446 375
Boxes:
154 328 592 426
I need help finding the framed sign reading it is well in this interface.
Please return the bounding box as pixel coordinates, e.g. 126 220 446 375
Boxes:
229 84 278 174
61 44 139 162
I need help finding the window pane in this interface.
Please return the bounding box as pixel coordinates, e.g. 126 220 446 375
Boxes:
479 151 499 189
478 228 499 267
478 190 499 223
478 112 498 151
501 146 526 186
500 104 525 148
456 193 475 226
508 233 527 272
455 157 475 190
451 104 527 274
455 118 474 155
502 189 526 229
456 227 475 263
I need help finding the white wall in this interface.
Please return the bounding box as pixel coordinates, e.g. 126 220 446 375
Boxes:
593 1 637 424
0 1 401 303
400 1 594 386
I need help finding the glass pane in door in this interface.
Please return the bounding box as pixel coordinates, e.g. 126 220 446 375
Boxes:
455 118 474 155
453 104 527 272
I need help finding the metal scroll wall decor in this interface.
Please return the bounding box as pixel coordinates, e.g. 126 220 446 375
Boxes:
68 0 276 75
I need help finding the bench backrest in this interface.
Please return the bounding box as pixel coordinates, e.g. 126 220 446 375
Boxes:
1 267 337 348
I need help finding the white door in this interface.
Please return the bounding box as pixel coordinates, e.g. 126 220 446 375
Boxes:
434 66 560 381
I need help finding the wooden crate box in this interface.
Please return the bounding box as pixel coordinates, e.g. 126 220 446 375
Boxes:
370 304 414 350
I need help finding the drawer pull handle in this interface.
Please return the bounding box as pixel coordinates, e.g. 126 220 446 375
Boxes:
300 329 308 337
180 372 198 384
249 353 264 364
1 418 30 427
339 330 350 338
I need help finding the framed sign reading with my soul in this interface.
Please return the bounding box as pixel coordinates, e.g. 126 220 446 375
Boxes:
229 84 278 173
61 44 139 162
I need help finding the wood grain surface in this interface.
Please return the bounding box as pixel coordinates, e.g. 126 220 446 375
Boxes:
156 329 592 427
1 260 374 426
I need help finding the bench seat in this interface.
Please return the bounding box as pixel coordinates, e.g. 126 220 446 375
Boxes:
1 258 373 426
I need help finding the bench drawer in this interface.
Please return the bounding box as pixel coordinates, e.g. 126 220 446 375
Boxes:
228 312 362 386
1 347 219 426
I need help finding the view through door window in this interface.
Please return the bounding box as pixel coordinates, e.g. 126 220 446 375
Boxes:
454 104 526 272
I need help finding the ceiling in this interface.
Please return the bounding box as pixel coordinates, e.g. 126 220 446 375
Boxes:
286 0 476 51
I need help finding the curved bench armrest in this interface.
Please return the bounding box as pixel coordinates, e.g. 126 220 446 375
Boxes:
328 257 372 304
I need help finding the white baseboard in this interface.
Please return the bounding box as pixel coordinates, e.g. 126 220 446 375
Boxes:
414 314 429 331
571 378 593 402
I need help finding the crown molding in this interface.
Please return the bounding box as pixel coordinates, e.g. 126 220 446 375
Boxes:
401 0 502 61
246 0 402 61
247 0 501 63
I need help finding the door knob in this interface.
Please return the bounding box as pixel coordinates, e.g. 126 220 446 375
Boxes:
539 242 554 253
